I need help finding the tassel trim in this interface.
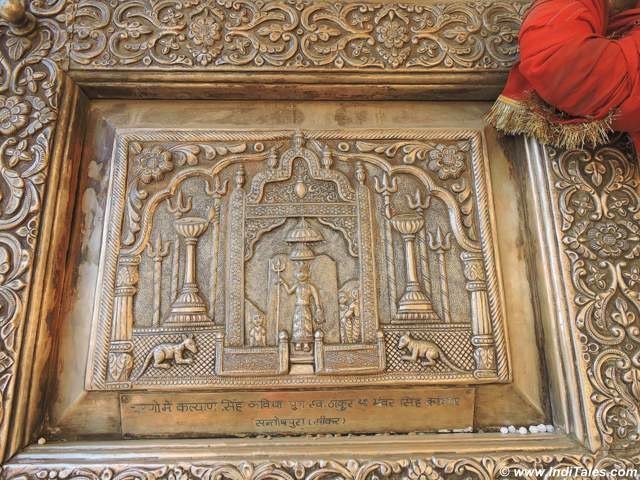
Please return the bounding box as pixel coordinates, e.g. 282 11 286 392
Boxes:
485 95 615 150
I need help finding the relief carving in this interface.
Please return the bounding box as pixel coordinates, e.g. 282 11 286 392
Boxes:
0 0 638 470
0 0 68 459
5 454 640 480
166 217 210 325
390 214 436 321
68 0 529 71
548 137 640 451
135 335 198 379
86 129 510 389
398 332 465 372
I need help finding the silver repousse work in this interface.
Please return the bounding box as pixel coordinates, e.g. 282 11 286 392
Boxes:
86 129 509 390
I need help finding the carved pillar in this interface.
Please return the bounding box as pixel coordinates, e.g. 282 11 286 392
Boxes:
207 176 228 321
166 217 210 324
226 166 246 346
355 163 378 342
408 191 433 299
313 330 325 373
108 255 140 385
277 330 290 375
461 251 495 378
391 214 435 322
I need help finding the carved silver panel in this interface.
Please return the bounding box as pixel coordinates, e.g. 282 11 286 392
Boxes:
85 129 509 390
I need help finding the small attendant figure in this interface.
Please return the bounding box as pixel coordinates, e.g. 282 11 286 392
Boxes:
339 288 360 344
248 314 267 347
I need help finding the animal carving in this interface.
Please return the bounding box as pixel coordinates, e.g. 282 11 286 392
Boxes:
397 333 465 372
135 335 198 379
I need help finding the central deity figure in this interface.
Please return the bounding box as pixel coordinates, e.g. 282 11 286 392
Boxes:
281 262 323 352
281 217 326 352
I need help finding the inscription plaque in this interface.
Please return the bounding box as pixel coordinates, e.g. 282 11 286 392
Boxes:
86 129 509 391
120 387 475 436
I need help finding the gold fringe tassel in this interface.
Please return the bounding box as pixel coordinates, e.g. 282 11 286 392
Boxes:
485 95 614 150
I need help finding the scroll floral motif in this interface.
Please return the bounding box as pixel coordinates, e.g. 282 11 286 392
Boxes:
122 141 247 246
0 0 69 461
69 0 529 70
550 138 640 451
4 454 640 479
428 143 466 180
355 139 476 237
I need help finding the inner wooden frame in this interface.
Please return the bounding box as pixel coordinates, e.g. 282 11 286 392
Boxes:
1 0 638 474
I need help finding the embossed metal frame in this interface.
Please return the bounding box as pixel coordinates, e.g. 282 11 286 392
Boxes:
0 0 638 477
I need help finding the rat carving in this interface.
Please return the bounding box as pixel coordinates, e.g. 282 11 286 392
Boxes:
397 333 465 372
134 335 198 379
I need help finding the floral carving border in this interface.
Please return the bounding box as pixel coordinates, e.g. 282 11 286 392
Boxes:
0 0 69 462
4 454 640 479
1 0 639 475
547 137 640 452
68 0 528 71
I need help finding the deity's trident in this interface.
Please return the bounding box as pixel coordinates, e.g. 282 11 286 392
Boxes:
428 227 452 323
205 176 229 205
373 173 398 219
146 234 170 327
271 257 286 329
206 175 229 316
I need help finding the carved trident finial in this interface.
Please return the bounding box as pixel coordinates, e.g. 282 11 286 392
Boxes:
373 173 398 219
166 191 192 219
407 189 431 215
427 226 452 253
272 257 285 274
205 175 229 198
205 175 229 223
146 234 170 261
146 235 170 327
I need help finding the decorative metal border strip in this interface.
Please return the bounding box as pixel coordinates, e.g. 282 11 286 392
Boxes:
67 0 529 71
0 0 639 474
4 455 640 479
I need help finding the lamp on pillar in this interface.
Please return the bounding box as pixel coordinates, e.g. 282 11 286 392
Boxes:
390 213 436 322
166 216 211 325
